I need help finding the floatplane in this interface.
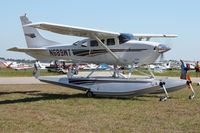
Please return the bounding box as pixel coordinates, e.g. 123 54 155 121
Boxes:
8 15 189 101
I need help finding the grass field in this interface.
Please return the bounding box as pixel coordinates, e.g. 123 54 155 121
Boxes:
0 84 200 132
124 69 199 77
0 68 199 78
0 68 60 77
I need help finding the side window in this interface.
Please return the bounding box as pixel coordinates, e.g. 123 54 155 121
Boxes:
90 40 98 47
81 44 87 47
107 38 115 46
81 42 87 47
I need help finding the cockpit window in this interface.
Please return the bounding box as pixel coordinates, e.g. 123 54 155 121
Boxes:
118 33 134 44
73 39 88 47
73 41 80 46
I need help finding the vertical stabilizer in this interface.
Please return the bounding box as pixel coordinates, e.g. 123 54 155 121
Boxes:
20 14 59 48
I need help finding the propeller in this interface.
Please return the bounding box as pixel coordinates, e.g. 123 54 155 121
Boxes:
158 39 173 62
159 52 164 62
158 44 171 62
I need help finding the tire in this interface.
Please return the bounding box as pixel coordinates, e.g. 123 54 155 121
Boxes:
86 91 93 98
159 96 167 101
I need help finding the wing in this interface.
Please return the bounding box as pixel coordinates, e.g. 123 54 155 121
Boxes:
133 34 178 41
24 22 177 40
24 22 120 38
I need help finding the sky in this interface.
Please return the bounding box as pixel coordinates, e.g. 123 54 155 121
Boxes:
0 0 200 61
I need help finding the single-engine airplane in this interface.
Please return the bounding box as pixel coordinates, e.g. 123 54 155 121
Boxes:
8 15 190 101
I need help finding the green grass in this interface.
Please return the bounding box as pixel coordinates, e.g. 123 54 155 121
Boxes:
124 69 198 77
155 69 197 77
0 84 200 132
0 68 60 77
2 69 109 77
0 68 198 77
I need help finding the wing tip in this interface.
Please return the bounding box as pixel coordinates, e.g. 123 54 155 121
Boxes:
7 47 18 51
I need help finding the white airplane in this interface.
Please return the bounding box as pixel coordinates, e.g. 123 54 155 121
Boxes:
10 63 33 70
149 61 172 72
8 15 189 101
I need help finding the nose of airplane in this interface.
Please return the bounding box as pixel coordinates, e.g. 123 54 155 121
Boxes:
157 44 171 53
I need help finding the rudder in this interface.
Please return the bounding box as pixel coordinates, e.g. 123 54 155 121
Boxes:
20 14 59 48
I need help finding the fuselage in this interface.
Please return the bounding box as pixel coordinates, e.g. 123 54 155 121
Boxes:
26 37 165 66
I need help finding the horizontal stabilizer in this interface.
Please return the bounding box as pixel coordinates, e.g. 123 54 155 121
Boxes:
7 47 46 52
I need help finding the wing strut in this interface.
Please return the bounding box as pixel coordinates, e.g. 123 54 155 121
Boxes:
93 35 119 61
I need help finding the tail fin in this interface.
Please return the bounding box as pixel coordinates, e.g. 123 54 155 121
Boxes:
20 14 59 48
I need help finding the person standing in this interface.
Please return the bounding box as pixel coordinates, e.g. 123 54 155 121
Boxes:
67 64 72 78
180 60 195 99
180 60 188 79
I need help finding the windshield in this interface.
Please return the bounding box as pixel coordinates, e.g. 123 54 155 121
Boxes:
118 33 134 44
73 39 88 47
73 41 80 46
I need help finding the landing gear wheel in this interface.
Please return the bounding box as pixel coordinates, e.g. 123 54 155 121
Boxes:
159 96 168 102
189 95 195 100
86 91 93 98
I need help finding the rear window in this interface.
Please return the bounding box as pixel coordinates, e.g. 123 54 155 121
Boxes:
90 40 98 47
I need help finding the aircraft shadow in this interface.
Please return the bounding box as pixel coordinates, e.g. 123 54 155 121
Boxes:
138 94 161 98
138 94 177 100
0 91 147 105
93 96 147 101
0 92 87 105
0 91 40 96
